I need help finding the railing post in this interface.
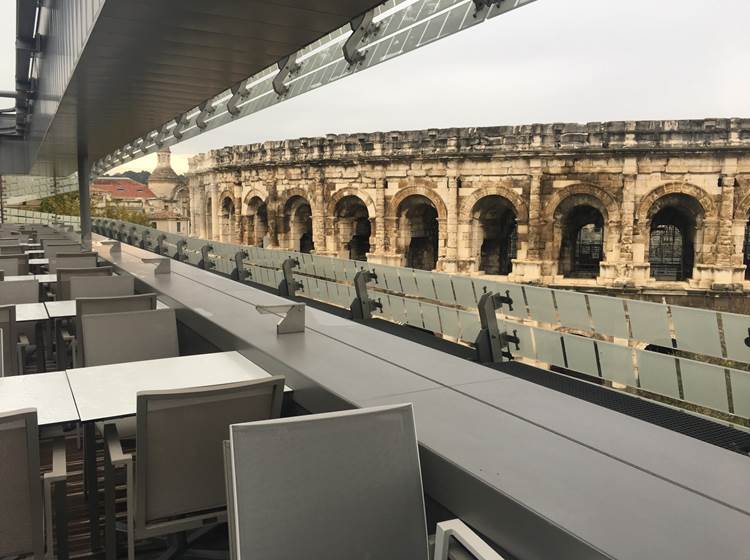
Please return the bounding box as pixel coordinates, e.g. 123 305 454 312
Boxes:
127 226 137 246
231 250 249 282
476 290 519 363
155 234 166 256
279 257 302 297
174 239 187 261
198 244 214 270
139 229 150 250
350 269 383 321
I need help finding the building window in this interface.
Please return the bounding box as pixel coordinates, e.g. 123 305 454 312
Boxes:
649 206 695 281
176 222 181 233
559 205 604 279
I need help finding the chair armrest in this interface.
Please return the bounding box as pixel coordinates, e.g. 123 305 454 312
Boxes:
434 519 506 560
43 437 68 484
103 423 133 467
17 334 30 348
60 329 75 342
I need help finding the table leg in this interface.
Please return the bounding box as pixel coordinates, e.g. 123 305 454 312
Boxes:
34 321 46 373
84 423 101 550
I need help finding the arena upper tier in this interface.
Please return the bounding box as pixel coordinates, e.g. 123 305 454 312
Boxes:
187 118 750 291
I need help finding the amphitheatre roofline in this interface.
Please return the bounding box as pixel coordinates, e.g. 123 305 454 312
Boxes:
187 117 750 174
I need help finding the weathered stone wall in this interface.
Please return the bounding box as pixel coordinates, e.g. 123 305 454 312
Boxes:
187 118 750 291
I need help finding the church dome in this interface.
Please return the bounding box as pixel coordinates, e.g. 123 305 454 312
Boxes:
149 148 179 182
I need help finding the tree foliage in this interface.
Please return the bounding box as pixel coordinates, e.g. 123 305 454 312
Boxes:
38 192 151 226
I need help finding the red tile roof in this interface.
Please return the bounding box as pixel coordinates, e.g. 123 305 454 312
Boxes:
92 178 156 199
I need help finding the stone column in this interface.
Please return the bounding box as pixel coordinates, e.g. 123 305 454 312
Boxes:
312 181 326 253
367 179 389 264
441 176 460 272
512 164 544 282
616 159 637 286
713 172 742 289
265 183 280 248
209 185 220 240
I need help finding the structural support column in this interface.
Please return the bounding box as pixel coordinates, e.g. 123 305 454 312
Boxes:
442 176 460 272
513 163 544 282
210 186 220 240
617 159 638 286
713 170 741 289
78 153 92 250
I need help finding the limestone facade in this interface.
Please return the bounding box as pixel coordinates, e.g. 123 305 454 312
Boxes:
187 119 750 291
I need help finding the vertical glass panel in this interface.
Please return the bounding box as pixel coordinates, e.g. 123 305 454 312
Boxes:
554 290 591 331
432 273 455 305
437 306 460 339
458 311 481 344
509 323 535 361
562 334 599 377
627 300 672 347
598 342 636 386
532 328 565 367
588 295 629 339
496 282 527 320
720 312 750 364
387 295 408 324
414 271 437 300
452 276 477 308
399 269 419 296
420 303 442 333
728 368 750 417
670 306 721 358
679 358 730 413
404 298 423 328
524 286 557 325
635 350 680 399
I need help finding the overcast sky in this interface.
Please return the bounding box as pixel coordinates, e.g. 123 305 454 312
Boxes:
2 0 750 174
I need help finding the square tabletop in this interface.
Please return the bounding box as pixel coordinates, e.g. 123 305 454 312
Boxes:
4 274 35 282
29 258 49 265
24 250 45 255
0 371 79 426
67 351 290 422
20 243 41 248
46 298 169 319
15 302 50 322
34 274 58 284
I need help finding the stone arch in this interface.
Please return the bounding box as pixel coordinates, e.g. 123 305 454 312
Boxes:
636 183 716 235
280 190 314 253
278 187 318 215
331 193 374 261
387 185 448 221
327 187 377 219
545 183 620 225
242 189 268 212
459 185 529 223
219 191 238 243
242 192 269 246
733 190 750 220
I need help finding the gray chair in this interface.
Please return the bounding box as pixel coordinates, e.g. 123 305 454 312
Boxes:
63 293 156 368
0 254 30 275
49 252 98 274
0 305 32 376
69 275 134 300
55 266 113 301
0 408 68 560
225 404 503 560
104 377 285 560
0 279 39 305
0 238 21 247
0 245 24 255
0 270 5 280
43 243 81 260
80 308 179 367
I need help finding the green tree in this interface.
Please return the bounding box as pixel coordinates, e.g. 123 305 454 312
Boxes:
38 192 151 226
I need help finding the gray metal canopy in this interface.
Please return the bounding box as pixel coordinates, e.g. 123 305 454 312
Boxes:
3 0 382 176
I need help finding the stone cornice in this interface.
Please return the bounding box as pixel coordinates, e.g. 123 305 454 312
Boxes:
188 118 750 175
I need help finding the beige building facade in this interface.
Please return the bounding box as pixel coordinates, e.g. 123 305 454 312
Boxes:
187 119 750 291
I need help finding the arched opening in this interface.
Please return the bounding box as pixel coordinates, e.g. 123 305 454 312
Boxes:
284 195 314 253
243 197 268 246
220 197 236 243
205 197 213 238
472 195 517 275
648 196 700 281
398 195 439 270
559 205 604 278
175 188 190 218
334 196 371 261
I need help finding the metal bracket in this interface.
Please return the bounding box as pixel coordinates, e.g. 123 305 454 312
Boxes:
116 224 126 242
127 226 137 245
279 257 303 297
142 257 171 275
154 123 170 147
172 113 190 141
257 304 306 335
195 100 216 130
153 234 165 255
472 0 502 16
174 239 188 261
476 291 519 363
227 79 251 116
139 230 151 249
231 250 249 282
343 11 380 67
272 55 301 97
350 269 383 320
198 244 214 270
99 240 121 254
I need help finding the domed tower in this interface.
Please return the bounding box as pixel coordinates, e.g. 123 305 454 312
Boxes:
148 147 179 199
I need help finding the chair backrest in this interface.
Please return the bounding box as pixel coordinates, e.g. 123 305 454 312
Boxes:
0 305 19 376
0 270 5 281
0 255 29 276
69 275 134 300
81 308 179 367
75 293 157 365
0 239 21 247
56 266 112 300
135 377 285 529
43 243 81 259
0 245 24 255
49 252 97 273
0 279 39 305
0 409 43 558
227 404 428 560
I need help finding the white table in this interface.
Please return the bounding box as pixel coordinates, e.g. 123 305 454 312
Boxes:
45 298 168 319
29 258 49 265
34 274 58 284
67 351 289 422
0 371 79 426
15 302 49 322
20 243 41 248
24 250 45 255
4 274 35 282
